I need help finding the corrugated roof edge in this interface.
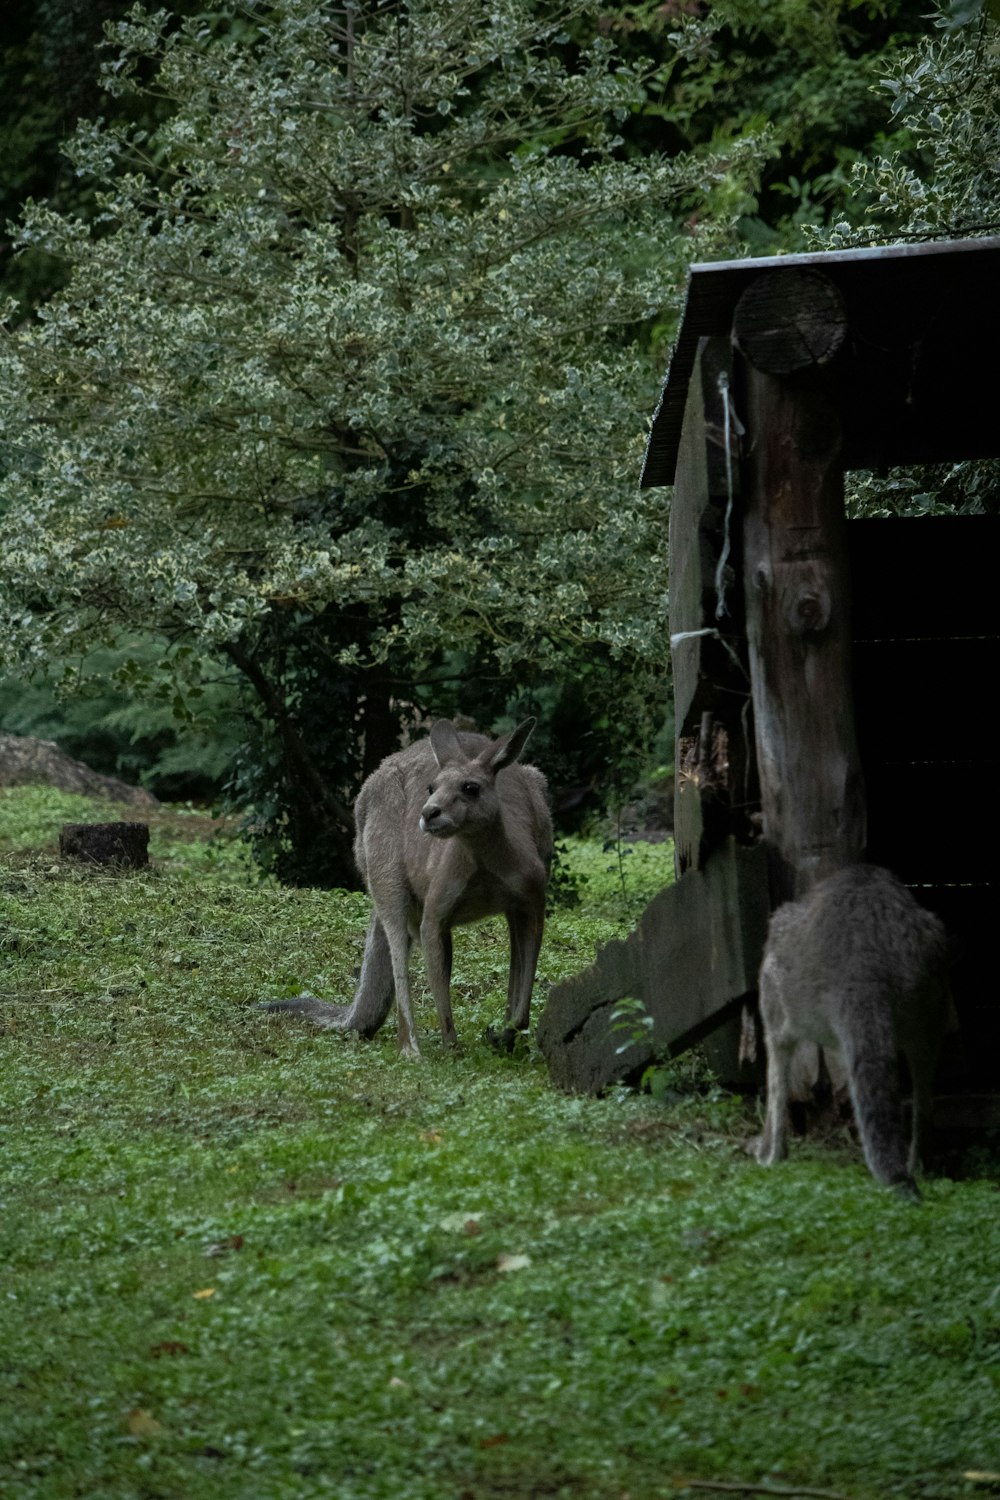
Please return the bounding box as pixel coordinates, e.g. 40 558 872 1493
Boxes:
639 235 1000 489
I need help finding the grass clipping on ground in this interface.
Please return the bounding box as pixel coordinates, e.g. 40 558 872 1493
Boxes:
1 786 998 1500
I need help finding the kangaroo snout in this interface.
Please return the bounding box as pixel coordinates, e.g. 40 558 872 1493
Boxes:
419 803 455 837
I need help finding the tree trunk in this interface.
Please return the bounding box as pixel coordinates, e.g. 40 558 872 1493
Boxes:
223 640 358 888
359 674 400 782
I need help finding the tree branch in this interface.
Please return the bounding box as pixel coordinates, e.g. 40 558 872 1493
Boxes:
222 639 352 828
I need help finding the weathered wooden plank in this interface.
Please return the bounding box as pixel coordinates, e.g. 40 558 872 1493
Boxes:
642 236 1000 486
853 634 999 883
932 1096 1000 1130
536 840 770 1094
884 883 996 1089
669 336 754 877
670 335 738 738
738 294 865 899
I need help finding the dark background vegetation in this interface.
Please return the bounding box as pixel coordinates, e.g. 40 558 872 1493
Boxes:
1 0 994 885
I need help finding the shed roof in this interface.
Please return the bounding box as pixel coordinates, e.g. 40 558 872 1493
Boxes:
640 236 1000 488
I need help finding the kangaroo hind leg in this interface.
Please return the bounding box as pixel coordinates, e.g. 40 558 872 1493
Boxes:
420 916 458 1049
504 904 544 1034
752 953 794 1165
377 910 418 1059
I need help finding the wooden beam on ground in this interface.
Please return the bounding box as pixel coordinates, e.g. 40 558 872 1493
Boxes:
537 840 770 1094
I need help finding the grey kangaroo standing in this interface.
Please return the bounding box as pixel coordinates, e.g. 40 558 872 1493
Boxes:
265 718 552 1058
750 864 955 1198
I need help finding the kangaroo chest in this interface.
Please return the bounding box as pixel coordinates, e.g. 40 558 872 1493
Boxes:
416 845 526 925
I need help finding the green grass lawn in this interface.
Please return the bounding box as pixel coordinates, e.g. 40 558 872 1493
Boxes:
1 787 998 1500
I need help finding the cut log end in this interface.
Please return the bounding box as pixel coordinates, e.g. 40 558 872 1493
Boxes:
733 268 847 374
59 822 150 869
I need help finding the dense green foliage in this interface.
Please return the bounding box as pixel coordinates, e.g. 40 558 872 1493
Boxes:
0 0 255 808
612 0 932 250
0 0 117 311
0 641 245 801
829 0 1000 245
0 0 949 877
2 789 999 1498
0 0 761 876
2 0 996 863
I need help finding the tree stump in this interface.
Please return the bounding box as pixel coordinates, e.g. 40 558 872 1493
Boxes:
60 822 150 869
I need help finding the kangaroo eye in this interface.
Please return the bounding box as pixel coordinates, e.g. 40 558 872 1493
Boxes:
427 784 436 795
461 781 481 798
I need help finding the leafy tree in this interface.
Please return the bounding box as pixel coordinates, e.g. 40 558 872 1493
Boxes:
0 0 766 881
0 0 211 312
596 0 932 250
830 0 1000 245
0 0 251 807
0 0 112 310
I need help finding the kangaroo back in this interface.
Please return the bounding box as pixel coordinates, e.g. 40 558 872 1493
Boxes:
752 865 953 1196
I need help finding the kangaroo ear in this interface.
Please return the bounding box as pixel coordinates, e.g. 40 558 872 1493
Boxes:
429 719 464 767
486 717 536 773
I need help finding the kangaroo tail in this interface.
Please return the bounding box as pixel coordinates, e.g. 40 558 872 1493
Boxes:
261 914 395 1040
839 1001 918 1198
261 993 356 1030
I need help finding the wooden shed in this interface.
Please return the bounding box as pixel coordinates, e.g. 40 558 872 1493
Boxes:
538 236 999 1116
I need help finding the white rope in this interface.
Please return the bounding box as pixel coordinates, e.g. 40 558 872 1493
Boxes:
713 370 743 620
670 626 747 681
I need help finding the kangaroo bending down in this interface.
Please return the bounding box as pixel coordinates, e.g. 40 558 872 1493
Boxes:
264 718 552 1057
750 864 955 1198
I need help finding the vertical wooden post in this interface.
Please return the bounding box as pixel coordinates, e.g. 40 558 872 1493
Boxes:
736 270 865 900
